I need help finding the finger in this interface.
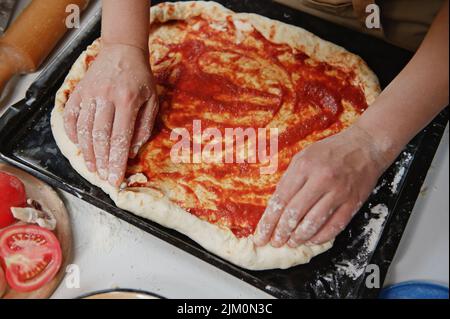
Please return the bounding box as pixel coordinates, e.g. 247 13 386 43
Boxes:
77 99 96 172
93 99 115 180
253 194 287 246
63 91 82 144
299 203 354 246
108 106 139 187
130 94 158 158
271 180 325 248
253 159 307 246
285 193 339 247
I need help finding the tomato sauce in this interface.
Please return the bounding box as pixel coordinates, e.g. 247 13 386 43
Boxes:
129 17 367 238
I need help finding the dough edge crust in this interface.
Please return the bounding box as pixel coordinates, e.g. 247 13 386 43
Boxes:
51 1 380 270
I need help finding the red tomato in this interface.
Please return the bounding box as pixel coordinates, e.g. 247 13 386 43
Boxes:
0 172 27 229
0 225 62 292
0 265 6 297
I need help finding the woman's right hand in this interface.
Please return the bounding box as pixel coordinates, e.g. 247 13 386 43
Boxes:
63 43 158 187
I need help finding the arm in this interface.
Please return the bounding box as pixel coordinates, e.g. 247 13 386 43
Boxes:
254 1 449 247
102 0 150 52
356 0 449 166
63 0 158 187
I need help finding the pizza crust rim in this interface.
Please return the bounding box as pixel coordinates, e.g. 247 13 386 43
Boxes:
51 1 380 270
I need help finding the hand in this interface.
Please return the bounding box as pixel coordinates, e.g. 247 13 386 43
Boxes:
63 43 158 187
253 125 389 247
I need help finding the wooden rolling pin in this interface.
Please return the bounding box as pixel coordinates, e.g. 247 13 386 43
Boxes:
0 0 90 94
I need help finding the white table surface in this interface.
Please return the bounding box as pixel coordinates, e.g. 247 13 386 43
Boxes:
0 0 448 299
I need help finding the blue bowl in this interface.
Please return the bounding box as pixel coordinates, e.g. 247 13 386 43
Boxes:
380 281 449 299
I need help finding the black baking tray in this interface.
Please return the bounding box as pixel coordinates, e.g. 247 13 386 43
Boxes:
0 0 448 299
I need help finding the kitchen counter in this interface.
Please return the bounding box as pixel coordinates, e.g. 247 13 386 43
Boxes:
0 0 448 299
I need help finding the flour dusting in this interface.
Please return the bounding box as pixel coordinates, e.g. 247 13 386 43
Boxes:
391 166 406 194
63 193 132 254
364 204 389 252
372 179 386 195
390 152 413 194
336 204 389 279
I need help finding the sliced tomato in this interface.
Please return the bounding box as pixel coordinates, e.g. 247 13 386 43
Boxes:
0 225 62 292
0 171 27 229
0 265 6 297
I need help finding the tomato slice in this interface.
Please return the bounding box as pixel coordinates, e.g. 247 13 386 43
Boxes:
0 225 62 292
0 172 27 229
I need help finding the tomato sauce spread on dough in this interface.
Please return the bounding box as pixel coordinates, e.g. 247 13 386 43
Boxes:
88 17 367 238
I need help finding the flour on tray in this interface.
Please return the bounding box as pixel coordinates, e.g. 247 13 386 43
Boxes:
390 167 406 194
372 179 386 195
335 204 389 279
390 152 413 194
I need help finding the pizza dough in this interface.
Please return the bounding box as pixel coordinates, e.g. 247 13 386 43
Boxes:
51 1 380 270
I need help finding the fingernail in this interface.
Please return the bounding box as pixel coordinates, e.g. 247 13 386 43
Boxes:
270 231 283 248
86 161 95 172
253 229 268 246
270 240 283 248
108 174 119 186
98 168 108 180
253 222 270 246
131 145 141 158
253 233 264 246
287 239 297 248
305 241 317 246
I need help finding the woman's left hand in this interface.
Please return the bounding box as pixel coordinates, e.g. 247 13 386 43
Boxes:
253 125 389 247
